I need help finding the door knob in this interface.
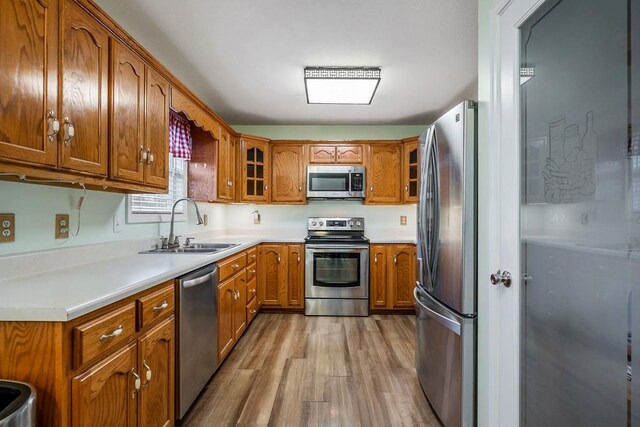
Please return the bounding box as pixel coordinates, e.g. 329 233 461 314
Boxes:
490 270 512 287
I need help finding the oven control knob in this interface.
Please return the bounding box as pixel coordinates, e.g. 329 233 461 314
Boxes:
356 221 362 227
311 220 317 226
319 221 324 226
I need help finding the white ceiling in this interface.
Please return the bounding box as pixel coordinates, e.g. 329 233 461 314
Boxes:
94 0 478 125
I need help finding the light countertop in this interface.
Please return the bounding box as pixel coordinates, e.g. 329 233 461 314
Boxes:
0 233 415 322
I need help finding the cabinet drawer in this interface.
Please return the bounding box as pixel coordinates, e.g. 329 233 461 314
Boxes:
247 296 258 325
137 282 174 328
73 302 136 368
219 252 247 282
246 277 257 303
246 263 257 282
246 247 257 266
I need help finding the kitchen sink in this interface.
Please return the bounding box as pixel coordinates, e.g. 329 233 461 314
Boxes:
139 242 239 254
0 380 36 425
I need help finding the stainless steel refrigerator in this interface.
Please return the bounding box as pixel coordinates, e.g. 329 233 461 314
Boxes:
415 100 477 427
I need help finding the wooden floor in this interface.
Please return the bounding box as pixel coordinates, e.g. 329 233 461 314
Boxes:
181 313 441 427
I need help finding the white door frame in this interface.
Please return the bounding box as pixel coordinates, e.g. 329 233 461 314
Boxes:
487 0 548 425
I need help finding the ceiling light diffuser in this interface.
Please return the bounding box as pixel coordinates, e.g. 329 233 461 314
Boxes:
304 67 381 105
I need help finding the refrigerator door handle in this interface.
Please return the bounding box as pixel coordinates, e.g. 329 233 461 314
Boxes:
414 287 461 334
431 130 441 281
418 125 436 291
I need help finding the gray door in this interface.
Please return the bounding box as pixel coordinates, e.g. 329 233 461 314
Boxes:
519 0 639 424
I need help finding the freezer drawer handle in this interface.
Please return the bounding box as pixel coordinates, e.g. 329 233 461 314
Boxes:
414 287 461 334
490 269 512 287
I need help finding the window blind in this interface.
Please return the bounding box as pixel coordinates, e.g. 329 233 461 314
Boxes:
130 156 187 215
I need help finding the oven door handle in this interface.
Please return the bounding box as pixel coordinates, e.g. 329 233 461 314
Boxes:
305 245 370 251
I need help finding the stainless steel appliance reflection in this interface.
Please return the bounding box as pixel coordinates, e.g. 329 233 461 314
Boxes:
416 101 477 427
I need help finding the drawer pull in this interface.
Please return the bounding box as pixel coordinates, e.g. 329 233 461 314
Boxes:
100 325 123 342
250 269 256 274
143 360 152 382
132 369 141 390
250 288 256 294
250 254 256 259
250 309 257 314
232 264 240 269
152 301 169 312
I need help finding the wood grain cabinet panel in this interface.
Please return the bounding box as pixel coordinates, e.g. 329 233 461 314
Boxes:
216 128 234 201
402 137 419 204
137 283 174 329
258 245 288 307
336 145 363 164
240 136 270 203
370 245 388 309
109 39 145 183
233 272 247 339
271 144 305 203
143 67 170 188
71 342 138 427
389 245 417 308
287 245 304 308
59 0 109 176
0 0 58 167
138 316 174 427
309 145 336 164
366 144 402 204
217 278 235 362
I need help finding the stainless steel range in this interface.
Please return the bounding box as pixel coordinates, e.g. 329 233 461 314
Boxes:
304 217 370 316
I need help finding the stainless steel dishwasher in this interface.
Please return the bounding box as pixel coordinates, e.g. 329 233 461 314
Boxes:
176 263 219 420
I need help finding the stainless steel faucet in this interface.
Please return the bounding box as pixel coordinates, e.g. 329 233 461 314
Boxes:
166 198 204 248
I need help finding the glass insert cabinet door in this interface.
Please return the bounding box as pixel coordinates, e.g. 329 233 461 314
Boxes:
519 0 639 425
241 138 269 201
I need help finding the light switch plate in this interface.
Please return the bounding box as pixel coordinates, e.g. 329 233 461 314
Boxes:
113 213 122 233
56 214 69 239
400 216 407 226
0 213 15 243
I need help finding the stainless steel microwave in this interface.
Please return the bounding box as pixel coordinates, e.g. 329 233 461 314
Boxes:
306 165 366 200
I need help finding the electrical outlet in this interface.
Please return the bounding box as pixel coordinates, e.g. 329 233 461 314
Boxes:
0 213 15 243
400 216 407 226
203 214 209 226
113 213 122 233
56 214 69 239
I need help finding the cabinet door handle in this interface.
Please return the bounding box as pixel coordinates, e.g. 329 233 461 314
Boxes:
370 185 374 192
250 309 257 314
405 185 409 192
264 184 268 191
132 369 141 390
143 360 152 382
146 149 154 165
374 255 378 264
277 255 281 263
62 117 75 146
47 111 59 142
298 185 302 191
100 325 123 341
394 255 397 264
152 301 168 312
297 255 301 262
139 145 148 165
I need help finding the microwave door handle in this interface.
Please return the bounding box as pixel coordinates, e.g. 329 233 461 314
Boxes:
348 172 352 197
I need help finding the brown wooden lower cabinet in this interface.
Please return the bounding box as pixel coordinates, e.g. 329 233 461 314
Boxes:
370 244 417 311
0 280 176 427
258 243 304 309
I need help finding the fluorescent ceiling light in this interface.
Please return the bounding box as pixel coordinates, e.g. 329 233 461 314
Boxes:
304 67 381 105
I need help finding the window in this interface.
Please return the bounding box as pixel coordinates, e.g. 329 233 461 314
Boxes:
126 155 188 223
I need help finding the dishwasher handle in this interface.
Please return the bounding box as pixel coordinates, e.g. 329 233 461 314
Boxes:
182 271 216 289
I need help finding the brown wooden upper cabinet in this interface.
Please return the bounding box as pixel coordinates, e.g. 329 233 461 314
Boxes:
0 0 59 168
366 143 402 204
271 144 306 203
110 39 169 189
239 135 270 203
59 0 109 176
402 137 419 204
308 144 363 164
216 128 235 201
